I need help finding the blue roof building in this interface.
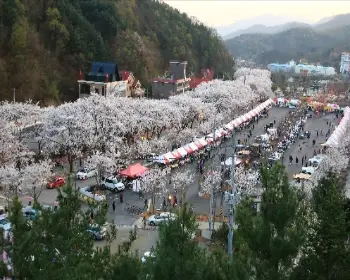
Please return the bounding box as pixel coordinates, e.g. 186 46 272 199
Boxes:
84 61 121 83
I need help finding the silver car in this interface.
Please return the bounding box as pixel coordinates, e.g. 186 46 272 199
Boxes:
76 167 98 180
147 212 176 226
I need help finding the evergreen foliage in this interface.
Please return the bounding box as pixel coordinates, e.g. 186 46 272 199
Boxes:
0 0 234 102
1 169 350 279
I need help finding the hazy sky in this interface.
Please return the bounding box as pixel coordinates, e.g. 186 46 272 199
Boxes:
164 1 350 27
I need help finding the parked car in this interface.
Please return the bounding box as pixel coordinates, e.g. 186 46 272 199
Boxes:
141 251 155 263
76 167 98 180
87 224 107 240
302 166 316 175
47 176 65 189
308 155 324 166
101 176 125 192
22 207 39 221
0 216 11 231
147 212 176 226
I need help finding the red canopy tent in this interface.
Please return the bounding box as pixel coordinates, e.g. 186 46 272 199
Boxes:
119 163 148 178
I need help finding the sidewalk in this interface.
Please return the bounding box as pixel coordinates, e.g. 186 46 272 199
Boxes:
129 216 224 231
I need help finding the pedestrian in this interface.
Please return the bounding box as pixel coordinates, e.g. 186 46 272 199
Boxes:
112 201 116 212
199 165 203 175
173 196 177 207
296 157 298 164
312 139 316 146
301 157 304 165
143 216 146 229
316 130 319 137
54 200 58 211
162 197 166 210
90 210 94 221
119 193 123 203
144 198 148 210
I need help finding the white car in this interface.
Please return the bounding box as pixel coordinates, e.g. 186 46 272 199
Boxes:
308 156 324 166
0 215 11 231
147 212 176 226
76 167 98 180
141 251 155 263
302 166 316 175
101 176 125 192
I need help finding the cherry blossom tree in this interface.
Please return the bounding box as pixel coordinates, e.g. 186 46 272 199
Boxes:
0 160 53 200
171 170 195 203
140 167 170 213
302 144 350 196
200 168 222 197
233 166 260 196
0 166 20 197
18 160 53 200
84 151 117 186
41 103 92 173
0 101 42 128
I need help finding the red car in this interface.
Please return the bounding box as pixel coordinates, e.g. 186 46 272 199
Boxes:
47 176 65 189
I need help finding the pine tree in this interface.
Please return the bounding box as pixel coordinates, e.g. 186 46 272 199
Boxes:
235 163 307 280
140 203 209 280
292 172 350 280
3 185 119 279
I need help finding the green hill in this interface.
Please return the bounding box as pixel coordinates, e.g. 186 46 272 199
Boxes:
0 0 233 103
226 25 350 67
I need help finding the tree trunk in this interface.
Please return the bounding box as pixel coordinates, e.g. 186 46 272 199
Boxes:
68 153 73 174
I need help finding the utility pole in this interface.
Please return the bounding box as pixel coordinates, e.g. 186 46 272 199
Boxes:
13 88 16 103
208 118 216 231
227 131 238 258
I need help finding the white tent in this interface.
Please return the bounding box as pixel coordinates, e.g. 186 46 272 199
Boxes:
221 157 242 167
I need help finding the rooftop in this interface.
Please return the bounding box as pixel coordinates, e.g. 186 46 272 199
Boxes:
152 77 190 84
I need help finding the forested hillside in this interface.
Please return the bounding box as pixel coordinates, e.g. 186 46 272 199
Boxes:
226 25 350 67
0 0 234 103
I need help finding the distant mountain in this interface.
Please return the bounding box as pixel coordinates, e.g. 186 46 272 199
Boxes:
313 15 335 25
314 13 350 31
225 25 350 68
221 13 350 40
223 22 310 40
216 14 309 36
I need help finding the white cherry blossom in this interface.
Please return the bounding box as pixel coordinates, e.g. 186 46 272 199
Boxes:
171 169 195 195
85 151 117 185
234 166 260 196
18 160 53 198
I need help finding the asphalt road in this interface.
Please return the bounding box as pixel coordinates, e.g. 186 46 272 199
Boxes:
19 107 292 224
17 107 339 226
94 228 158 257
283 111 338 180
182 107 291 217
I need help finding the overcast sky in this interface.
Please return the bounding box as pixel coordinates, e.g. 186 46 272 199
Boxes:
164 1 350 27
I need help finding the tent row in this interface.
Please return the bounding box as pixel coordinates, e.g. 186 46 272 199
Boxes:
323 106 350 148
154 98 274 165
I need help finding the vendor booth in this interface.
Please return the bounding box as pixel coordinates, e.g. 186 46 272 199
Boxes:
119 163 148 178
154 98 275 165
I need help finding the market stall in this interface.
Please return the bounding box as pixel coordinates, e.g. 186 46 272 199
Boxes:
154 98 274 165
119 163 148 178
